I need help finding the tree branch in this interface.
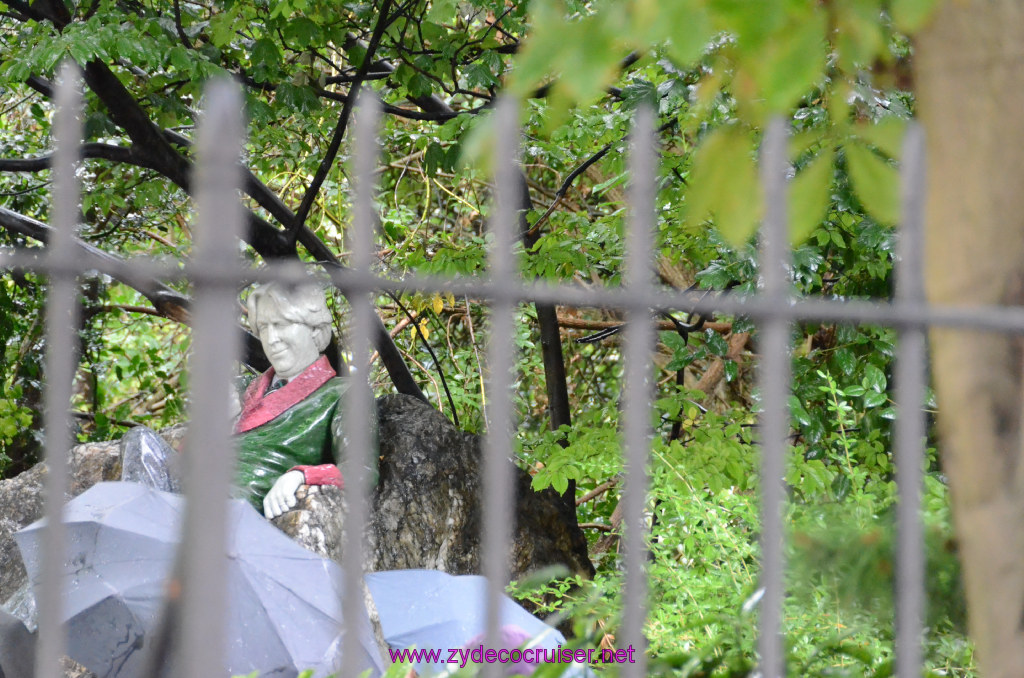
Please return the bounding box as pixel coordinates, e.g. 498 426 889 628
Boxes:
172 0 194 49
557 315 732 334
576 476 620 505
4 11 436 402
0 206 190 322
313 87 467 121
0 205 272 371
292 0 395 235
0 143 154 172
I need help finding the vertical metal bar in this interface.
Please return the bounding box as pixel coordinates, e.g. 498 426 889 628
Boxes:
482 96 520 678
36 60 82 678
176 78 244 678
894 123 927 678
757 118 791 678
342 89 381 678
620 105 655 678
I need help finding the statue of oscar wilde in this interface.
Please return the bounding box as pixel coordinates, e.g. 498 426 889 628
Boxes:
122 281 354 519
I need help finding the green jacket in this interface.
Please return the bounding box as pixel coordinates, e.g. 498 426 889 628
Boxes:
235 377 349 509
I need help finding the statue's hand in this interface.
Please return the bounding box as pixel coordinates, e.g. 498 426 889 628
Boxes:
264 470 305 519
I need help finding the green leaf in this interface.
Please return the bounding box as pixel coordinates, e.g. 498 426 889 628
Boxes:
168 45 191 71
425 0 458 23
705 330 729 357
890 0 939 33
208 5 241 48
854 118 907 160
788 145 834 244
658 0 714 66
845 143 901 225
465 62 498 89
408 73 433 98
749 9 827 113
863 391 888 408
251 38 281 70
686 125 763 246
620 80 657 110
832 348 856 376
862 364 887 392
789 396 811 426
832 473 852 501
551 473 569 496
724 359 738 382
424 142 445 177
284 18 320 49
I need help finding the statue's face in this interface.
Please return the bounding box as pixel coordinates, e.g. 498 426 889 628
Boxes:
254 297 320 381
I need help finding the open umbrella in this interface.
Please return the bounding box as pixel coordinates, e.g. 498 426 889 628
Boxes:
15 481 383 678
365 569 589 676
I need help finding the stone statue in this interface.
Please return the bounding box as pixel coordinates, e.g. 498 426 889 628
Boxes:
122 280 354 519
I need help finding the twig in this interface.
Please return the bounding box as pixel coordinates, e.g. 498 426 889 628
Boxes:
84 304 164 318
576 477 620 505
389 293 461 428
525 144 612 239
524 117 678 240
172 0 193 49
463 295 487 430
291 0 396 235
578 523 614 533
143 229 176 249
558 316 732 334
69 410 142 429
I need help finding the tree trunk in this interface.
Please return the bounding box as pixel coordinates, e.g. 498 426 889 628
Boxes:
916 2 1024 676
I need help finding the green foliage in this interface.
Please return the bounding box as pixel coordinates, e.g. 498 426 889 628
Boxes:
0 0 968 673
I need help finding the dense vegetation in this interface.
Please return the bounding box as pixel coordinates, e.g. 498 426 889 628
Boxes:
0 0 972 674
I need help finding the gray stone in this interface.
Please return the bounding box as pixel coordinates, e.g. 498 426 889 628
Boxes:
271 395 593 584
271 483 345 562
0 464 45 610
367 394 593 580
0 608 34 678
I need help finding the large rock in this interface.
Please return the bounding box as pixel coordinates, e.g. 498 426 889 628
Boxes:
275 395 594 583
367 394 593 579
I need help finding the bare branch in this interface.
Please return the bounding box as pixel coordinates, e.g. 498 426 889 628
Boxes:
576 477 620 506
292 0 396 233
172 0 194 49
0 143 151 172
0 206 190 322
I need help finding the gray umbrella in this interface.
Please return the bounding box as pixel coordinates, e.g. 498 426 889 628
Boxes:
365 569 593 676
15 481 383 678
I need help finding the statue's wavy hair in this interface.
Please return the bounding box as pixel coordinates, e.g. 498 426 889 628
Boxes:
245 281 333 353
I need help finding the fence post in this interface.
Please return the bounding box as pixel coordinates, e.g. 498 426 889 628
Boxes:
175 77 245 678
35 60 82 678
757 118 791 678
342 89 381 678
619 105 657 678
481 96 521 678
894 123 927 678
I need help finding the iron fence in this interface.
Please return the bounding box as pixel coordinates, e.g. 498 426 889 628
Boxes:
0 62 941 678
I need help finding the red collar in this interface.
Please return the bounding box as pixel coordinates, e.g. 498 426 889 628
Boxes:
235 355 337 433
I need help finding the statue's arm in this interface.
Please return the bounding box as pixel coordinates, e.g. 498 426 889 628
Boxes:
264 386 347 518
